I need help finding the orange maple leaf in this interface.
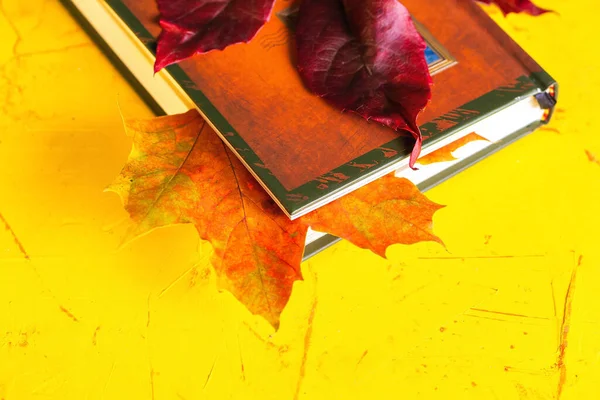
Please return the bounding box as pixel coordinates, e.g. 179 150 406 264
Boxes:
107 110 307 328
417 132 489 165
303 174 444 258
109 110 444 328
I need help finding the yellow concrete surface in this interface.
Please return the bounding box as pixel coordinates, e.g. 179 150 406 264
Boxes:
0 0 598 398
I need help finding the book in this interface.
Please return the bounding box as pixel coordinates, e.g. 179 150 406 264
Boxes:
61 0 557 258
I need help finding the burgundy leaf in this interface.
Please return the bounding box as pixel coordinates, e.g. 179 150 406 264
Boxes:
476 0 551 15
295 0 432 169
154 0 276 72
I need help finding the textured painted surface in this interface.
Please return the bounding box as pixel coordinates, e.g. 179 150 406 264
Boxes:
0 0 598 399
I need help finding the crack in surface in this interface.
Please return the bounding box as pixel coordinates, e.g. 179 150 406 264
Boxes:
0 0 92 123
59 305 79 322
0 212 29 259
585 150 600 166
293 274 319 400
555 254 581 399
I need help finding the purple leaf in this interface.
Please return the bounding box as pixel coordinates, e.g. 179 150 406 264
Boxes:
295 0 432 168
154 0 276 72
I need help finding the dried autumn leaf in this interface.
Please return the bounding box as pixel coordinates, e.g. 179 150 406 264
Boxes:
110 109 445 327
417 132 489 165
476 0 551 15
295 0 432 169
154 0 276 72
107 109 307 328
303 174 444 258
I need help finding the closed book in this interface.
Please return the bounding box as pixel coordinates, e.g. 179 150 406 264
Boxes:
62 0 557 258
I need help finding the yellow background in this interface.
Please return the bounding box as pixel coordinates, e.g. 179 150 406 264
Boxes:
1 0 598 398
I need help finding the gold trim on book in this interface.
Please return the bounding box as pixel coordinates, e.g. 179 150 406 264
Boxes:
415 20 458 75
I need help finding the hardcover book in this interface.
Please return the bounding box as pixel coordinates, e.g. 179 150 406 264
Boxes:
62 0 557 257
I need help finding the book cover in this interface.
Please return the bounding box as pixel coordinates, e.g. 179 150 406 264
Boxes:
78 0 556 219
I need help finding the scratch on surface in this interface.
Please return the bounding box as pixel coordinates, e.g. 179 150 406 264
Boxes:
59 306 79 322
464 314 520 323
355 350 369 370
585 150 600 166
556 255 581 399
150 367 155 400
12 43 92 59
0 0 91 63
293 297 318 400
550 279 558 320
0 212 30 259
540 126 560 134
418 254 545 260
147 295 151 328
242 321 277 349
21 0 48 33
203 357 217 390
394 281 441 303
237 332 246 381
92 326 101 346
102 361 116 399
158 265 196 298
0 0 23 57
469 308 550 320
504 365 547 376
